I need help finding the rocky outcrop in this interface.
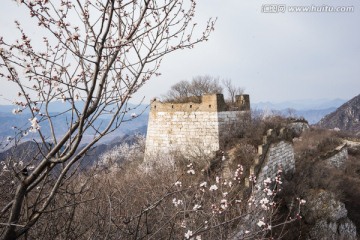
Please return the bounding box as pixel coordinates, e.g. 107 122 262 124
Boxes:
288 121 310 137
324 144 348 169
304 190 357 240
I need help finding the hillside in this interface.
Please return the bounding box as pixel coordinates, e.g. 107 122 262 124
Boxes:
317 94 360 135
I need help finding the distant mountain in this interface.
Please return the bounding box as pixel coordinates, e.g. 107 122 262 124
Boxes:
295 108 338 124
0 139 125 169
253 98 347 111
252 98 348 124
317 94 360 135
0 141 49 162
0 101 149 146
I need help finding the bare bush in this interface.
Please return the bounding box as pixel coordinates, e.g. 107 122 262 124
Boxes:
6 150 301 239
222 78 244 104
163 75 223 103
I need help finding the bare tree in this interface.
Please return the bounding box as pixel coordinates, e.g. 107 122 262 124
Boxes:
222 78 244 104
163 80 191 102
190 75 223 97
0 0 215 238
163 75 222 102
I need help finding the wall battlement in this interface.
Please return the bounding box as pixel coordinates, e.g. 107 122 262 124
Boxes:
245 127 295 188
144 94 250 164
150 94 250 113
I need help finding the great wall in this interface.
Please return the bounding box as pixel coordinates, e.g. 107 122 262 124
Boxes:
144 94 349 183
144 93 357 239
144 94 250 162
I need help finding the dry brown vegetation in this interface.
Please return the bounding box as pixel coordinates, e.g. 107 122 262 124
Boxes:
273 127 360 238
0 114 308 239
6 111 349 239
0 152 281 239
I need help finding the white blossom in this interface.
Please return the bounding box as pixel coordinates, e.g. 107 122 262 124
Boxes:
220 199 228 210
199 182 207 188
187 169 195 175
12 108 22 114
264 177 271 184
260 197 270 210
174 181 182 187
184 230 193 239
216 176 220 183
209 184 218 191
71 32 80 40
180 220 186 228
193 204 201 211
260 197 269 204
172 198 183 207
29 117 40 133
257 220 266 227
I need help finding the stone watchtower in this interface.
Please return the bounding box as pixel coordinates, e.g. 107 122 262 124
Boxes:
144 94 250 163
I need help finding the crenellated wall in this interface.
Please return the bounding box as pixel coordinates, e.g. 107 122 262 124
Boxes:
245 128 296 188
144 94 250 163
256 141 294 184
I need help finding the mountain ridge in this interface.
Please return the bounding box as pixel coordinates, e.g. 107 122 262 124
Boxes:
317 94 360 135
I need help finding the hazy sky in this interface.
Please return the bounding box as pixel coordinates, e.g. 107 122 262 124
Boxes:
1 0 360 105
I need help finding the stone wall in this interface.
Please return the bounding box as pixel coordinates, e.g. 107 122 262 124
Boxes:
256 141 294 184
323 144 348 169
144 94 250 163
245 128 295 187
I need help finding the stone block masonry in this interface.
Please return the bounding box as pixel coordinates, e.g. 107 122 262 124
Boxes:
256 141 295 184
144 94 250 163
245 128 296 188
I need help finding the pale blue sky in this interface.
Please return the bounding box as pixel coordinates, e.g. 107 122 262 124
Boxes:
1 0 360 105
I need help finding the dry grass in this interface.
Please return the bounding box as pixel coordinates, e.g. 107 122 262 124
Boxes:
294 128 343 155
276 128 360 238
